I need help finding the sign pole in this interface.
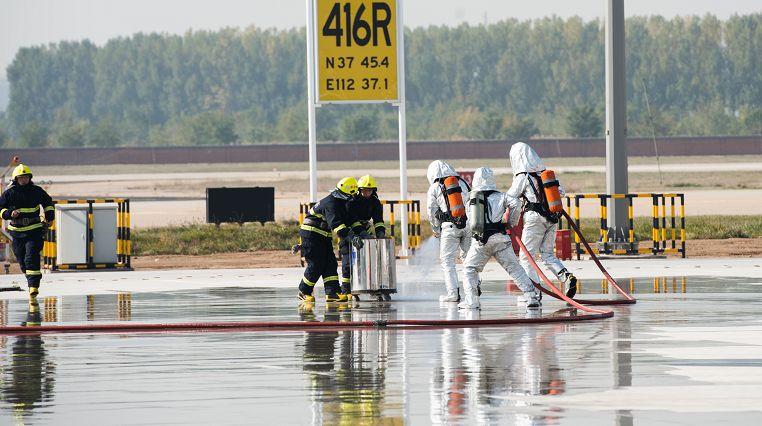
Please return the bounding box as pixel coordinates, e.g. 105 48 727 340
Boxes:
605 0 628 236
397 0 409 258
311 0 405 255
306 0 318 202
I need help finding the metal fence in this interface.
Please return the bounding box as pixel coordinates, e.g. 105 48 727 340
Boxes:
561 193 685 258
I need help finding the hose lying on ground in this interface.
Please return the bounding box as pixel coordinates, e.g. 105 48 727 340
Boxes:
517 209 635 306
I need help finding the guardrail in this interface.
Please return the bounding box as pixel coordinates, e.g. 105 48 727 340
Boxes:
561 193 685 258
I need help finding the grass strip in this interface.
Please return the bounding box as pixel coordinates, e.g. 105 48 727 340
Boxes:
132 215 762 256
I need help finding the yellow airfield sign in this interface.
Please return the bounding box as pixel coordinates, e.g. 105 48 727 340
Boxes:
314 0 399 103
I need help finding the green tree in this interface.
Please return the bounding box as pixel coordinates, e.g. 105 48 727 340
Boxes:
480 109 505 139
180 112 239 145
339 111 380 142
566 105 603 137
0 112 9 147
55 120 89 147
0 127 8 147
740 107 761 135
51 107 90 147
503 115 539 139
4 14 761 144
275 104 307 142
87 120 121 147
19 122 49 147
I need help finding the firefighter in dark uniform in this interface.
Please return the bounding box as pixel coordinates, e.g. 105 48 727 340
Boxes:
299 177 365 304
340 175 386 296
0 164 54 306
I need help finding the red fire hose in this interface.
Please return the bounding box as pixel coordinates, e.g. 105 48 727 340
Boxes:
0 305 614 335
510 235 613 316
0 308 616 335
520 210 635 306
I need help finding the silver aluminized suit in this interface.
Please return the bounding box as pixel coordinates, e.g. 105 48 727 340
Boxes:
461 167 537 309
507 142 569 284
426 160 471 302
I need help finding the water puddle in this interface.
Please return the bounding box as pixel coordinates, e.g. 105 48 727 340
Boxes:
1 276 761 423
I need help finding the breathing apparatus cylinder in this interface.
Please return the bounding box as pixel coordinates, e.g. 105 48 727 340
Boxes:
468 191 486 236
443 176 465 218
541 170 563 213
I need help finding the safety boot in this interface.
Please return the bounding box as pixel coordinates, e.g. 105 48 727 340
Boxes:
339 284 352 302
298 292 315 304
517 291 542 309
560 269 577 298
439 288 460 303
457 295 480 310
516 288 542 304
526 292 542 309
325 293 344 303
29 286 39 299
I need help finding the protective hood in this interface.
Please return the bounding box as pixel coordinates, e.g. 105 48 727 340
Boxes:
472 167 497 191
509 142 545 175
426 160 458 184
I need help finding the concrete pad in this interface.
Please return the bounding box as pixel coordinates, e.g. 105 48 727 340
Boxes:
1 260 762 422
1 257 761 300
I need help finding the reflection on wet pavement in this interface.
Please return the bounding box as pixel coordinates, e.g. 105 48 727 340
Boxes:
1 276 761 424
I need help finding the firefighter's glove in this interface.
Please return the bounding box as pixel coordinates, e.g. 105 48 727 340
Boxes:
351 235 364 250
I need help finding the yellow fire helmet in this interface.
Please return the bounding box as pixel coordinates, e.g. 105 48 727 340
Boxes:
336 177 358 196
357 175 378 189
12 163 32 179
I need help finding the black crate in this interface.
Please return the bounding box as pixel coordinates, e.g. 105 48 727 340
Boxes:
206 187 274 225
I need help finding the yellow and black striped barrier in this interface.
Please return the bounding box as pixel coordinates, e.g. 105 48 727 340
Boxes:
43 198 132 271
299 199 421 263
380 199 422 256
562 193 685 259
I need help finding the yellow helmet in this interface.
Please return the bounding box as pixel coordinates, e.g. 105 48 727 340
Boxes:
12 164 32 179
336 177 358 195
357 175 377 189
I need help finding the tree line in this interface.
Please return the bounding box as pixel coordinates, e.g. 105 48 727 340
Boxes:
0 14 759 148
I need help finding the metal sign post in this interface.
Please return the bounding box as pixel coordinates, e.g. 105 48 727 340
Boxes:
306 0 319 202
395 1 408 257
605 0 629 238
306 0 409 256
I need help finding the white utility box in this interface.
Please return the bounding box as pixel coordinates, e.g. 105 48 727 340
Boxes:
56 204 118 265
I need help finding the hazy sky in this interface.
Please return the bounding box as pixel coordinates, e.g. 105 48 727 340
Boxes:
1 0 760 79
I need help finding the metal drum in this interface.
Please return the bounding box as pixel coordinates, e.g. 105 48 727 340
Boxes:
350 238 397 300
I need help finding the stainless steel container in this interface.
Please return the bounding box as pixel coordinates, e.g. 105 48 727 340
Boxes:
350 238 397 294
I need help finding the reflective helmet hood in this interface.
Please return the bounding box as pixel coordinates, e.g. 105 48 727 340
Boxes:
509 142 545 175
472 167 497 191
427 160 458 184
